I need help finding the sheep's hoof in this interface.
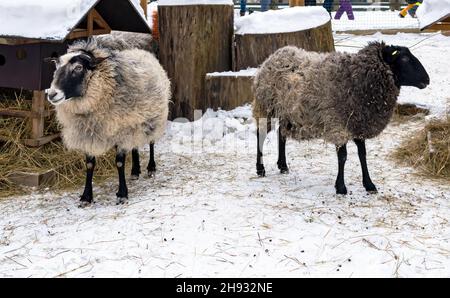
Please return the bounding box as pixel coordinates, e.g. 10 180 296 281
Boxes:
148 170 156 178
277 162 289 174
79 199 92 208
256 167 266 177
116 196 128 205
335 185 348 195
364 182 378 194
279 166 289 174
130 174 139 180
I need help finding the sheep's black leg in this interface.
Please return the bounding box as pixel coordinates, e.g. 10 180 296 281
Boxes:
147 142 156 177
256 119 269 177
116 150 128 204
131 148 141 180
277 128 289 174
354 139 378 193
80 155 96 207
335 144 348 195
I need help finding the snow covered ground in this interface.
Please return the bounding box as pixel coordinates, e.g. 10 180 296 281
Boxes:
1 33 449 278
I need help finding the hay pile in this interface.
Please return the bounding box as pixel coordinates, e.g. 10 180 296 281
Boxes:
394 116 450 180
0 89 119 198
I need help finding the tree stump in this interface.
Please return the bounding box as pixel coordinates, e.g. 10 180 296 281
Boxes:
205 69 257 111
158 3 234 120
233 16 334 71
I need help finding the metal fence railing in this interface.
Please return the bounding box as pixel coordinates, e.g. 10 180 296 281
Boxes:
234 1 421 32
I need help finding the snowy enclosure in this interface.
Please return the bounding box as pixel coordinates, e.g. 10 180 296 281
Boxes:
1 30 449 277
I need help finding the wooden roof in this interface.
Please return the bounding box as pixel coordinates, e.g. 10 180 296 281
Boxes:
0 0 150 43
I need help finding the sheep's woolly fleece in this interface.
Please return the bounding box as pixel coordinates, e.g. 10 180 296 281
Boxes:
253 42 399 146
54 39 171 156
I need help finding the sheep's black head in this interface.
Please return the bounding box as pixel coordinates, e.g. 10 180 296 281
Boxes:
46 51 105 105
382 45 430 89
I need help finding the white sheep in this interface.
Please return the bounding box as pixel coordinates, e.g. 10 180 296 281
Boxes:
47 38 171 205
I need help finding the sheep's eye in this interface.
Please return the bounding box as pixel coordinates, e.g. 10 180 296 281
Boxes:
73 65 83 72
401 56 410 63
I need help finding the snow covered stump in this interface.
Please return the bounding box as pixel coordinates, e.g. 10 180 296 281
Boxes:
205 68 257 111
233 7 335 71
158 0 234 120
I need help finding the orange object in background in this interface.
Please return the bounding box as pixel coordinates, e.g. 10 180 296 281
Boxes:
399 4 415 17
289 0 305 7
152 10 159 41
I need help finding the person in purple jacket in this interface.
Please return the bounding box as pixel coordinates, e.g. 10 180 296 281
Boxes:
334 0 354 20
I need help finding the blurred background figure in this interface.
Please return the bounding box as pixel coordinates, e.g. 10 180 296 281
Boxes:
335 0 354 20
261 0 271 11
239 0 247 16
399 0 423 18
323 0 335 14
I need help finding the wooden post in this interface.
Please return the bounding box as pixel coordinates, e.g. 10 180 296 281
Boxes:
233 21 335 71
31 90 45 140
158 3 234 120
140 0 148 19
22 90 60 147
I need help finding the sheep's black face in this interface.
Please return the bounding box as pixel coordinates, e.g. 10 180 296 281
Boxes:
46 52 96 105
382 45 430 89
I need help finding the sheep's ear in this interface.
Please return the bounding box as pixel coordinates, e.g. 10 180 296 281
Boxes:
382 46 400 65
78 53 106 69
93 56 107 66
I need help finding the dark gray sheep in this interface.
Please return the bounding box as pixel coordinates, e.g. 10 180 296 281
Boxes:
253 42 430 194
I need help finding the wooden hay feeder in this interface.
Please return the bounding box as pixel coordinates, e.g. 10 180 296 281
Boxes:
0 0 150 188
0 0 150 147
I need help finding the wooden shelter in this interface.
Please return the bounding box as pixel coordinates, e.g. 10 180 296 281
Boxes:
423 14 450 31
0 0 150 147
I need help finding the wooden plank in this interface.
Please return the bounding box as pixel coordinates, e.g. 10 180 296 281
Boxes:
87 10 94 37
30 90 46 140
428 23 450 31
0 108 54 118
23 133 61 147
9 169 56 187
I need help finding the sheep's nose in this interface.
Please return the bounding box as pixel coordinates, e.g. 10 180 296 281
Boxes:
47 90 57 101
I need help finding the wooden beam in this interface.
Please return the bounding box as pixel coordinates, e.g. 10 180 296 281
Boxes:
0 108 53 118
87 9 94 37
67 8 111 40
23 133 61 147
9 169 56 187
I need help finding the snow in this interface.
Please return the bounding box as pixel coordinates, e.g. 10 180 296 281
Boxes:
1 33 450 277
206 68 258 77
416 0 450 30
0 0 146 41
331 10 419 32
158 0 234 6
235 7 330 35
